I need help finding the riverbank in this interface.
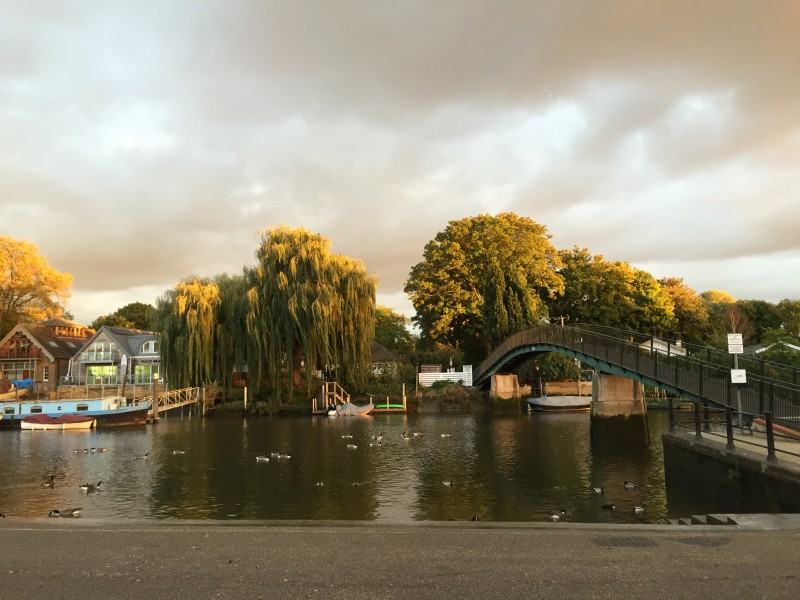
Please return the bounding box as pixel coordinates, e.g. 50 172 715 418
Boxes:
1 519 799 599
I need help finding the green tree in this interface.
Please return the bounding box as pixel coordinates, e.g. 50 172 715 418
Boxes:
757 328 800 367
776 299 800 339
736 299 783 342
91 301 155 331
248 226 376 397
547 247 674 332
374 305 416 359
405 213 563 362
0 236 73 337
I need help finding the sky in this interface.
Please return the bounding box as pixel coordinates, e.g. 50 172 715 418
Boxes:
1 1 798 327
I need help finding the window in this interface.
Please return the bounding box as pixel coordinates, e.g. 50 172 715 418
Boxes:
86 365 118 384
30 406 42 413
140 340 159 354
76 404 89 411
42 366 49 382
134 363 159 384
3 407 14 415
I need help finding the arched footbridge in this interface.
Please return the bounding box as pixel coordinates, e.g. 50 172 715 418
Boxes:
474 324 800 428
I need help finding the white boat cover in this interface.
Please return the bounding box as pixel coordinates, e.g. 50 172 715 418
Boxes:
335 402 374 416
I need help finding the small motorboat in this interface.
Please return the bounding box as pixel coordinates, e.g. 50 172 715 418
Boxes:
21 414 96 431
526 396 590 412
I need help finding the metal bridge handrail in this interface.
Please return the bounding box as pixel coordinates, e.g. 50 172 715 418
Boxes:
474 324 800 429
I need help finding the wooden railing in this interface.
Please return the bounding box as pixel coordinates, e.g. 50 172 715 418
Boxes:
142 387 201 414
312 381 350 414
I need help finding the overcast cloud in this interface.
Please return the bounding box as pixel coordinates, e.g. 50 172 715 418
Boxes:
1 0 798 326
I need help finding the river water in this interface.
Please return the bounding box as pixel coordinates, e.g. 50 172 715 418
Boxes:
0 408 715 523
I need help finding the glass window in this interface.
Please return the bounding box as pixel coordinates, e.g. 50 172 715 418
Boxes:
77 404 89 411
30 406 42 414
43 366 49 382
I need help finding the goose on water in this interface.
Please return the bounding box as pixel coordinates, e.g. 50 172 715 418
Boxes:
79 481 103 492
49 508 82 518
134 452 149 460
172 450 186 455
442 481 455 487
278 453 291 460
593 487 605 494
347 444 358 450
549 509 566 521
623 481 637 490
41 475 55 488
633 503 647 514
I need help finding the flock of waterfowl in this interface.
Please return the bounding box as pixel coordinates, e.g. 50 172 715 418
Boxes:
549 481 647 521
7 444 190 519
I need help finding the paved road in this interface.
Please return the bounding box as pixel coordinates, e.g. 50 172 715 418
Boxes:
2 519 799 599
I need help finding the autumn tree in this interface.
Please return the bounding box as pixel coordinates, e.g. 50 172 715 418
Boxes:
405 213 563 362
658 277 710 344
547 247 675 332
0 236 73 337
247 226 376 397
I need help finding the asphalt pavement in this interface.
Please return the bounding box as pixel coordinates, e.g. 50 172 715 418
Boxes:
1 518 800 599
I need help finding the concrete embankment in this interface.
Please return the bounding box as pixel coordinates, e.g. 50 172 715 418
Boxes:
2 519 800 599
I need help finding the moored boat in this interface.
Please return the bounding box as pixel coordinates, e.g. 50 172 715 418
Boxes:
0 397 151 430
21 414 96 431
526 396 591 412
333 401 374 416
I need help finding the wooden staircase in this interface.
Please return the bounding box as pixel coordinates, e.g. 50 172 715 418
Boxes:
312 381 350 414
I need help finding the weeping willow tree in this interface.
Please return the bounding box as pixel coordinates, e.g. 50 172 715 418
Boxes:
213 271 255 389
153 277 221 387
248 226 376 398
483 261 545 348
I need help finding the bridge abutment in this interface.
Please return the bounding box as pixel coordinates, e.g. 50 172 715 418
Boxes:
591 373 644 417
590 373 649 444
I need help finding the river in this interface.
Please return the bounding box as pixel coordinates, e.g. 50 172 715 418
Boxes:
0 407 717 522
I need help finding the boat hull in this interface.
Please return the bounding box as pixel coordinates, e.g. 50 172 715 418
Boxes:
21 414 96 431
526 396 591 412
0 398 151 430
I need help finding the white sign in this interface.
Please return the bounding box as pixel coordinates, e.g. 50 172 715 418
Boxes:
727 333 743 345
728 344 744 354
731 369 747 384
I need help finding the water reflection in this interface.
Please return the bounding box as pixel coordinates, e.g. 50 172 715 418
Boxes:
0 409 707 522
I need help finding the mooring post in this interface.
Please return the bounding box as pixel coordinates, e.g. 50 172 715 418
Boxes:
667 397 675 433
152 373 160 423
694 401 702 439
765 411 777 462
725 405 735 449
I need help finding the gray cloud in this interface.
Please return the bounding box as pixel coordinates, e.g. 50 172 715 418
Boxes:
1 0 798 324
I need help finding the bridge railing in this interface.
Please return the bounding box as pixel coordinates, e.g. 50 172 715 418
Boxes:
475 324 800 429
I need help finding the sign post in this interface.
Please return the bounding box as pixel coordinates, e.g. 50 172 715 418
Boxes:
727 333 745 433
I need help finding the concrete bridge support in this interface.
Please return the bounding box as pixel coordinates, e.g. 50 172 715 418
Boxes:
491 374 520 399
591 373 645 417
590 373 649 444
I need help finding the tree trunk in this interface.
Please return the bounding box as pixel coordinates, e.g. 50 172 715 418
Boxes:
292 347 303 388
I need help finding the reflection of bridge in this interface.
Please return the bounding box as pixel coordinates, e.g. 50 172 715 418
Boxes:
474 324 800 428
142 387 200 417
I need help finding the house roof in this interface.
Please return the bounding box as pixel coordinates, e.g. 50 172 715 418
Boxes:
0 322 91 361
744 341 800 355
81 326 158 358
370 341 400 363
